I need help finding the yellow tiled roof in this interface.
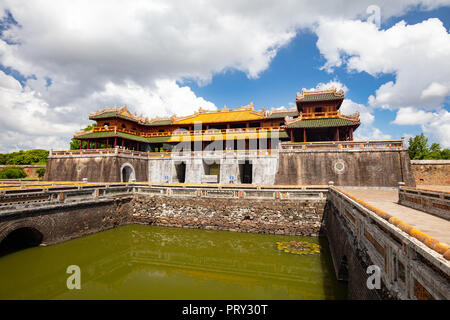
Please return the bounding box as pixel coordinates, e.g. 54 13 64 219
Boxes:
173 108 265 125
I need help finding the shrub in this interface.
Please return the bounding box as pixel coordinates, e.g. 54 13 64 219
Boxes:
0 166 27 179
36 168 45 178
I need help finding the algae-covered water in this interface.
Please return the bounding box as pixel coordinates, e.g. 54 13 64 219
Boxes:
0 225 346 299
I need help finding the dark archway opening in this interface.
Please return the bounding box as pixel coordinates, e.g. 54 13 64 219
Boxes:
0 227 43 257
122 166 133 182
239 160 252 184
338 255 349 282
175 162 186 183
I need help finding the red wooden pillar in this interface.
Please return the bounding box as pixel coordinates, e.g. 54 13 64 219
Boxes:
87 140 90 150
303 128 306 142
95 142 98 149
268 138 271 150
350 127 354 141
336 128 340 141
106 138 109 149
79 140 82 150
290 129 294 143
114 136 117 147
122 138 124 148
137 142 139 151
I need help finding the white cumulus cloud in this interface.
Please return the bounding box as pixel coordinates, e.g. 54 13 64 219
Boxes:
0 1 449 151
315 17 450 110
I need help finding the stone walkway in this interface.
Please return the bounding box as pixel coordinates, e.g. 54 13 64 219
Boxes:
342 188 450 246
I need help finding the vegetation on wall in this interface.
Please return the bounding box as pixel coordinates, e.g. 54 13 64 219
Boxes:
36 168 46 178
408 134 450 160
0 149 49 165
0 166 27 179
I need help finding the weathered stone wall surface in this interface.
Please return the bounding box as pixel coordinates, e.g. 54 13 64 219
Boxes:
44 156 148 182
148 155 278 185
411 160 450 185
275 149 416 187
327 188 450 300
323 201 387 299
0 198 134 246
130 195 326 236
45 149 415 187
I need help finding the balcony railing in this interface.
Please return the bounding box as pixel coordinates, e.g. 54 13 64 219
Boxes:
280 139 404 151
295 111 359 121
77 126 284 138
50 148 279 158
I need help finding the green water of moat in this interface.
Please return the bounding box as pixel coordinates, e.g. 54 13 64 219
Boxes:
0 225 347 299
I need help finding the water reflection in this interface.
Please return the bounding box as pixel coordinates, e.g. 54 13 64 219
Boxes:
0 225 346 299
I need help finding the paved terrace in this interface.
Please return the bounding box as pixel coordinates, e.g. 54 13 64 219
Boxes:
342 187 450 246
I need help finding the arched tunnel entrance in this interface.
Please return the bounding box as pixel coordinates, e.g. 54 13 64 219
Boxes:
0 227 43 257
121 163 136 182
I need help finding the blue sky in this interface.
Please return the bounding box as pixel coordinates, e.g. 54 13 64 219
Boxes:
185 6 450 144
0 1 449 151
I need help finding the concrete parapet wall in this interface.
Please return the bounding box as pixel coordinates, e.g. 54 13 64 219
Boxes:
328 188 450 300
411 160 450 185
275 149 415 187
398 187 450 221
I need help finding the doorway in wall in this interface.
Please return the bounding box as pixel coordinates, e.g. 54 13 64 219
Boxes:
175 162 186 183
121 163 136 182
239 160 252 184
203 161 220 183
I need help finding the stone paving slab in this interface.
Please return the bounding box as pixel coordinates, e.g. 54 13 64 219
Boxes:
342 188 450 246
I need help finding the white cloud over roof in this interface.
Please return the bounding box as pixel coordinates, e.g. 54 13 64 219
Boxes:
0 0 449 151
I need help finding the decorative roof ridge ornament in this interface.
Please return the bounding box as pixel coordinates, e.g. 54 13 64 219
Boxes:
296 87 345 101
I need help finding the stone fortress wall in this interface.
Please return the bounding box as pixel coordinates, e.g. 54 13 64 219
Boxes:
411 160 450 186
44 147 416 187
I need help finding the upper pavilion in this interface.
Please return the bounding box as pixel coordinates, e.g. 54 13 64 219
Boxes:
74 88 360 151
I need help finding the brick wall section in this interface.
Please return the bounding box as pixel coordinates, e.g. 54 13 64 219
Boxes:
323 201 389 300
411 160 450 185
44 156 148 182
275 149 415 187
130 195 326 236
0 198 134 246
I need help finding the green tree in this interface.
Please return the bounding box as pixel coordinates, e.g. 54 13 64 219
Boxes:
0 166 27 179
408 134 430 160
408 134 450 160
70 123 97 150
0 149 49 165
36 168 46 178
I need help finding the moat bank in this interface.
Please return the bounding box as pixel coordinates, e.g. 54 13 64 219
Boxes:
1 185 448 300
0 224 346 300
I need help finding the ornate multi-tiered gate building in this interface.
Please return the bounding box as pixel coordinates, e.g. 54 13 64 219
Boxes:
45 89 415 187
